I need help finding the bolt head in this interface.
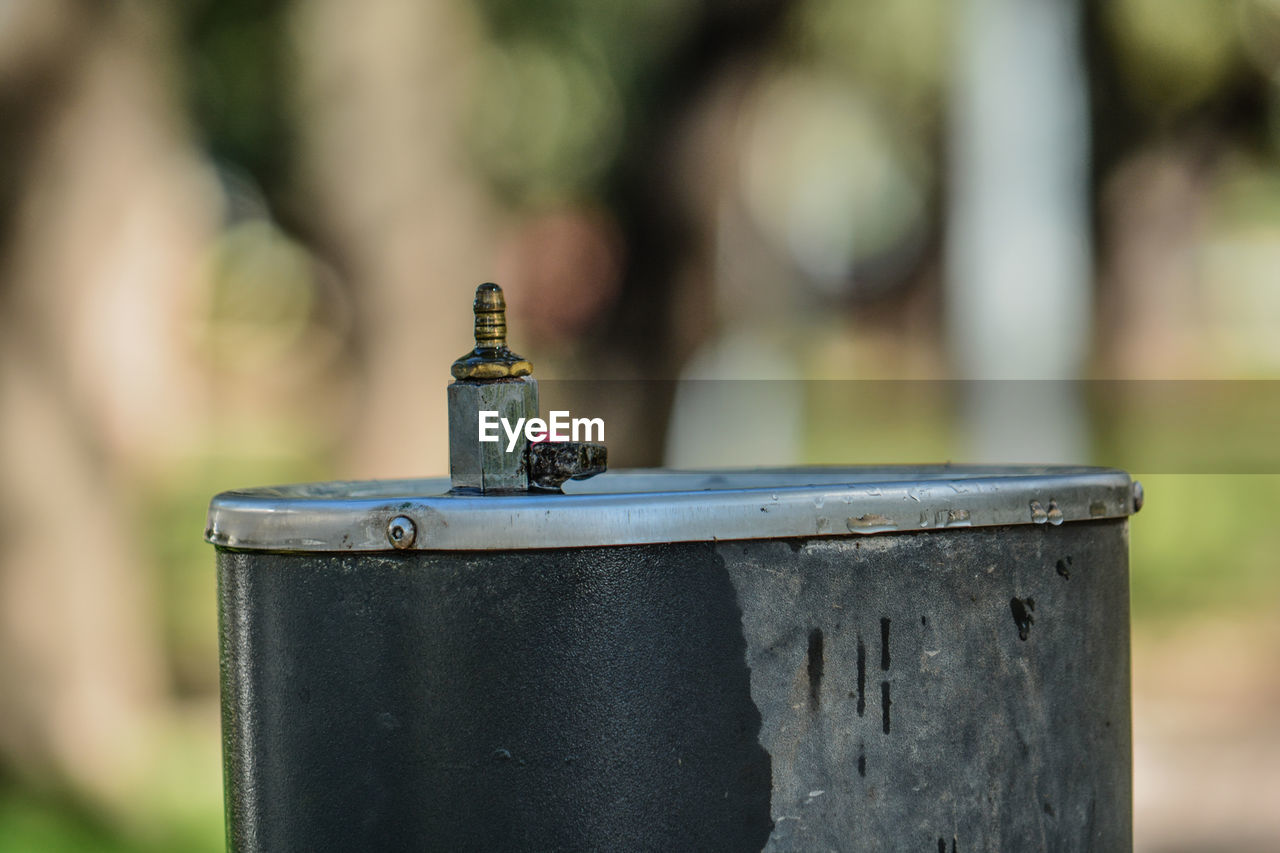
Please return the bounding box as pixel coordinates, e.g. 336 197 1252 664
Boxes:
387 515 416 549
1132 481 1145 513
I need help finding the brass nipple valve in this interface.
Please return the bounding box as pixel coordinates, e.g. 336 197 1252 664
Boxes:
450 283 533 381
447 282 605 494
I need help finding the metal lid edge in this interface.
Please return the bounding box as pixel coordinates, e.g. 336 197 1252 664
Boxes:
205 466 1136 553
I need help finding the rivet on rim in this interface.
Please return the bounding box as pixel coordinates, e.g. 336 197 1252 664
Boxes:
387 516 416 549
1132 481 1144 513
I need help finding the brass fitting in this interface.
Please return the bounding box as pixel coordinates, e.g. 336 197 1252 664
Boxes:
450 283 533 380
447 281 605 493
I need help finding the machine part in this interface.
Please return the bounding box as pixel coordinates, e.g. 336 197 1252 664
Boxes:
1132 479 1144 512
446 283 605 493
215 513 1130 852
207 465 1134 552
527 440 608 490
450 283 532 380
447 377 538 492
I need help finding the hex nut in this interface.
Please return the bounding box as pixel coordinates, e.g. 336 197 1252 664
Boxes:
448 378 537 492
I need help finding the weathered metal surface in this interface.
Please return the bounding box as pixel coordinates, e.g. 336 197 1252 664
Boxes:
445 282 606 494
447 377 537 492
217 520 1130 852
205 466 1136 552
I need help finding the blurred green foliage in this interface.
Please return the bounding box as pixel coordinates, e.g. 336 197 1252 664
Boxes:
0 717 223 853
466 0 694 203
0 790 148 853
175 0 294 202
792 0 948 123
143 451 333 695
1106 0 1242 117
1130 475 1280 622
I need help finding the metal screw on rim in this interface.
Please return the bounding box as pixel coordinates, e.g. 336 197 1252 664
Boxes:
387 516 416 549
1132 481 1144 513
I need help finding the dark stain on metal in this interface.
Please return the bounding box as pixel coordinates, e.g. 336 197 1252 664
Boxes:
856 636 866 716
880 617 891 671
1056 556 1072 580
857 749 866 778
808 628 824 709
938 838 947 853
881 681 892 734
1010 597 1036 641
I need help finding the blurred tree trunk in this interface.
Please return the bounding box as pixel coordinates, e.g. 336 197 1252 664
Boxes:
291 0 501 479
586 0 798 466
946 0 1092 462
0 1 211 805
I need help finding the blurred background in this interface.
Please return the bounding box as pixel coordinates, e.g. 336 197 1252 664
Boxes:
0 0 1278 850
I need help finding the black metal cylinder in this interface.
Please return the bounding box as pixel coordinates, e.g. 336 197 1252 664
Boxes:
208 467 1134 852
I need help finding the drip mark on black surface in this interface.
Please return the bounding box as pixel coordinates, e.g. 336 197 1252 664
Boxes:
856 636 866 716
807 628 824 708
1010 597 1036 641
857 750 866 777
1056 556 1072 579
881 681 891 733
880 617 891 670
